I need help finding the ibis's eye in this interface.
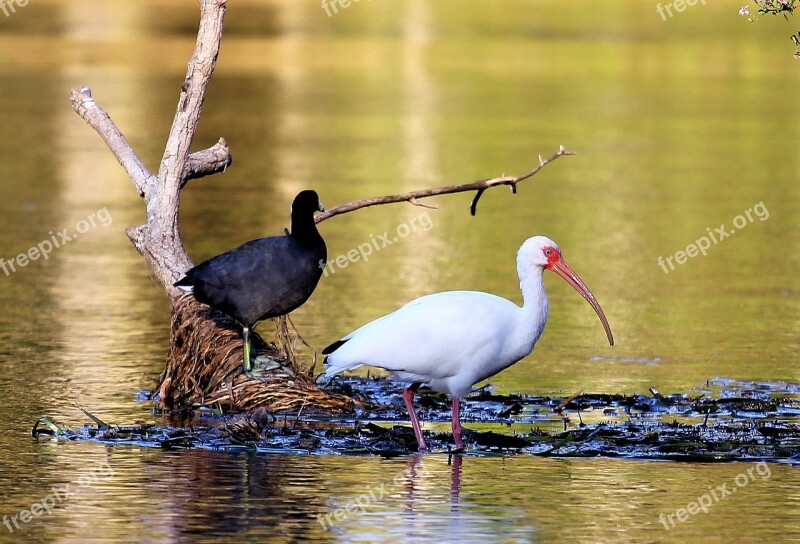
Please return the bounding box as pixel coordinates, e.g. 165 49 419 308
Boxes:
544 249 553 257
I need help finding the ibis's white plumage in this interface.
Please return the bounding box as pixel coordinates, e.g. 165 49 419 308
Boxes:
325 289 547 398
323 236 614 450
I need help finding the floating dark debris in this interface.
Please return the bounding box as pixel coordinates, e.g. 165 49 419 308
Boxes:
33 377 800 463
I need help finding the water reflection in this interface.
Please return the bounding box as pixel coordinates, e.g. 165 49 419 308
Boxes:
11 446 798 543
320 454 536 543
34 448 541 543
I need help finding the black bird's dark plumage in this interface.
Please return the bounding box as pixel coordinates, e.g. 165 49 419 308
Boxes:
175 190 326 374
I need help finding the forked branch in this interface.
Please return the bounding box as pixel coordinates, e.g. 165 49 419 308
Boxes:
69 89 232 198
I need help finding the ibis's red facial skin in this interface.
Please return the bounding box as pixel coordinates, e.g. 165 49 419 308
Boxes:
543 247 615 346
542 246 561 268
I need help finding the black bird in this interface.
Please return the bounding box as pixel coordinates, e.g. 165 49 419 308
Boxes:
175 190 326 378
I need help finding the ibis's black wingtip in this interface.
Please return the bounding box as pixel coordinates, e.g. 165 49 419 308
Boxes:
322 339 348 355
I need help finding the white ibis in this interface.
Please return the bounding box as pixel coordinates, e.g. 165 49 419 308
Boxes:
323 236 613 450
175 190 326 378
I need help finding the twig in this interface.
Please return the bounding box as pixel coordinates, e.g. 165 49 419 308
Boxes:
649 387 664 400
555 390 584 413
315 146 574 223
73 401 110 429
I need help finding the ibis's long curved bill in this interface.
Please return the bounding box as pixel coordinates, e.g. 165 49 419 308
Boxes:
548 257 614 346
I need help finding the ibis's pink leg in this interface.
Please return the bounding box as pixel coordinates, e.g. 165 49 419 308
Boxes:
402 385 427 451
452 396 465 449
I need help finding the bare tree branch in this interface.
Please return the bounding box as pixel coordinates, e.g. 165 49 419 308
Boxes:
125 225 146 255
69 85 232 195
152 0 227 242
69 86 156 198
182 137 232 187
315 146 574 223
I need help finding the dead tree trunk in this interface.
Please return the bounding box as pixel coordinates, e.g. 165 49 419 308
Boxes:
69 0 351 414
69 0 572 415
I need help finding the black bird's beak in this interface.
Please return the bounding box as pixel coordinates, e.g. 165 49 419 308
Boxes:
318 202 325 213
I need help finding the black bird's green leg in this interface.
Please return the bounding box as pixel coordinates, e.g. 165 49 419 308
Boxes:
242 326 275 380
242 326 253 376
241 324 285 380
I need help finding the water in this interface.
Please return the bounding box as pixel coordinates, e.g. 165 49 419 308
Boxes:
2 447 798 543
1 1 799 542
